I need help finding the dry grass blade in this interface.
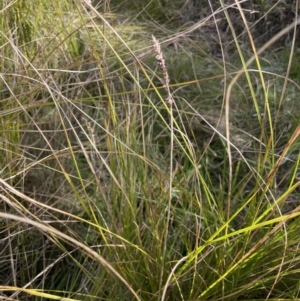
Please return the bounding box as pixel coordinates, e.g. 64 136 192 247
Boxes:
0 212 141 301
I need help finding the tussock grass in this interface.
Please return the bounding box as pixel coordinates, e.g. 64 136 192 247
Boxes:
0 0 300 300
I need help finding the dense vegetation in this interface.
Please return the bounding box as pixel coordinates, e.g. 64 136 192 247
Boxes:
0 0 299 300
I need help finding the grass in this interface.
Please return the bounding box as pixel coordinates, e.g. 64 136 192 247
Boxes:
0 0 300 300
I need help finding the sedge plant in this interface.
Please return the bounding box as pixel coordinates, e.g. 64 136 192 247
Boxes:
0 0 300 301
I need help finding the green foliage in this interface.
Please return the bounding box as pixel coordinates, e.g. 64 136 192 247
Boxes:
0 1 300 301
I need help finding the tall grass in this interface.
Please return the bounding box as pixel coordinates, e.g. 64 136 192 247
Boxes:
0 0 300 300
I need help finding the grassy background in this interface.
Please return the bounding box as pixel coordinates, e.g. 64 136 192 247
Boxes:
0 0 300 300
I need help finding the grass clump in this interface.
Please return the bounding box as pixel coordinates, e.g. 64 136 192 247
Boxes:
0 0 300 301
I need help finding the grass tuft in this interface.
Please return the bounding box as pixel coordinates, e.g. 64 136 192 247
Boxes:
0 1 299 300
